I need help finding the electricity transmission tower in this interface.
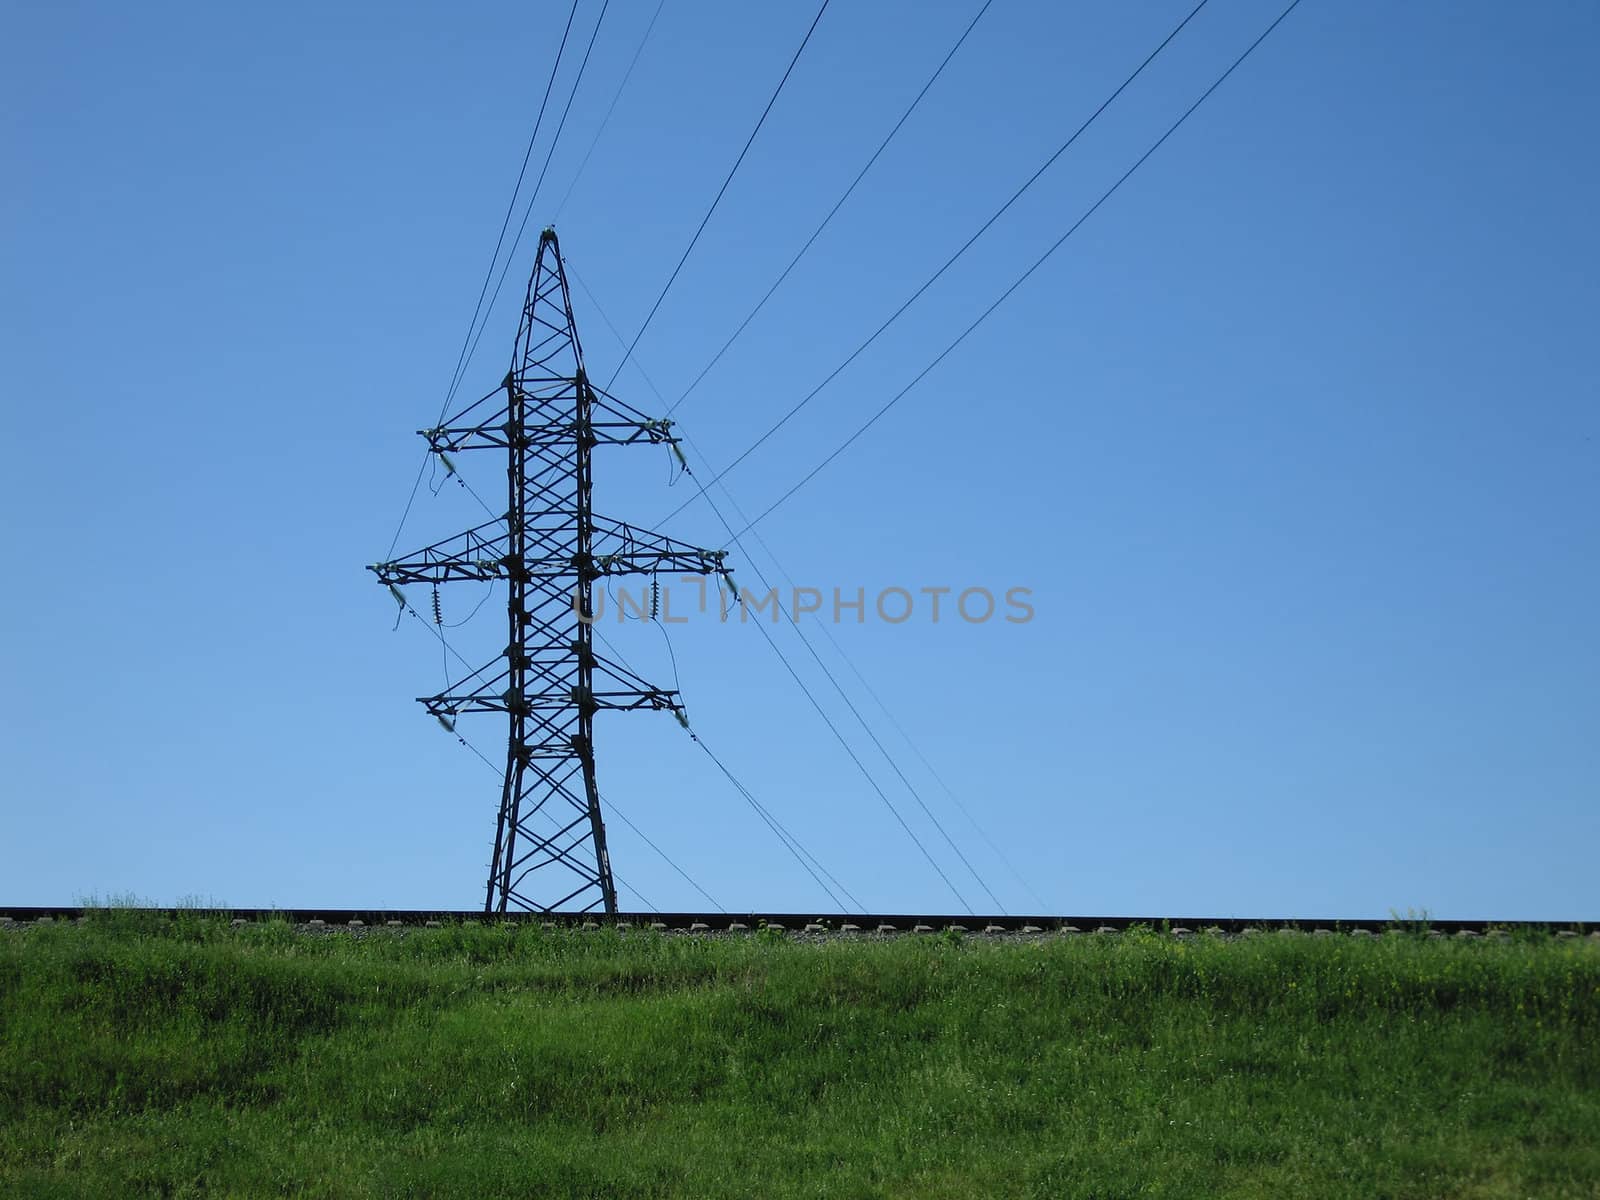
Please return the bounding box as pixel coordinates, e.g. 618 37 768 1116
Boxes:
371 229 731 915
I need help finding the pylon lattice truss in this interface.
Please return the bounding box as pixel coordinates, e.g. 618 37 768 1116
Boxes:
371 229 731 915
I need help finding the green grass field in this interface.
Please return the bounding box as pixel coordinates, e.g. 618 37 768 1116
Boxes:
2 916 1597 1198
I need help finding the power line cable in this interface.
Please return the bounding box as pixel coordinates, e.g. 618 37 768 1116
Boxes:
579 266 1006 908
696 462 990 913
385 0 583 562
693 734 858 910
591 623 860 910
656 0 1211 527
427 232 998 914
618 879 656 911
603 0 831 390
441 0 585 414
455 0 614 393
744 510 1029 912
401 359 953 915
603 796 723 910
730 0 1306 539
807 616 1050 912
665 0 994 416
383 457 432 562
383 397 503 563
717 515 974 911
553 0 668 222
573 263 985 910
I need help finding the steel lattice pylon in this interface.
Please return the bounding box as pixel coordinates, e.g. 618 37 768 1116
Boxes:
371 229 731 914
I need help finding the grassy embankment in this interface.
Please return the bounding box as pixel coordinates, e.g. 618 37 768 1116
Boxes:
2 914 1597 1198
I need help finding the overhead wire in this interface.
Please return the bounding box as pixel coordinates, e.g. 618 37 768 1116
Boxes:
603 0 831 390
441 582 495 630
571 261 988 912
379 0 870 913
725 486 1019 913
441 0 584 415
628 0 1308 909
666 0 993 417
729 0 1307 540
590 624 861 910
384 459 431 563
384 0 583 562
387 432 503 571
810 614 1051 912
694 734 860 910
603 798 723 911
655 0 1211 528
381 0 1305 915
553 0 668 222
692 466 981 913
455 0 614 392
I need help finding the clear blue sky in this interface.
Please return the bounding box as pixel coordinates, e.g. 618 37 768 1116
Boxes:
3 1 1595 917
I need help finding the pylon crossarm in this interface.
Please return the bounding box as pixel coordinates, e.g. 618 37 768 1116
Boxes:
371 520 721 588
587 515 729 578
586 384 681 445
426 689 676 717
592 652 674 695
417 655 513 713
594 688 678 712
418 670 510 717
420 662 677 717
370 517 509 586
532 413 680 447
422 403 675 453
418 386 514 452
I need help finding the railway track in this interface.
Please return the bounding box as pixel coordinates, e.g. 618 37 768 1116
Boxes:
1 908 1593 938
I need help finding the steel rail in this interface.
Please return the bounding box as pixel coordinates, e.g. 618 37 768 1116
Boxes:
2 908 1593 936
